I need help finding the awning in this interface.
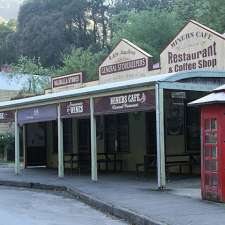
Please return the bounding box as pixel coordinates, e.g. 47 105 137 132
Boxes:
18 105 57 126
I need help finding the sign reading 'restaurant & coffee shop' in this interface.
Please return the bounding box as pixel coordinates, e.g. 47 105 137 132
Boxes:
160 20 225 74
99 39 153 83
52 72 83 92
94 91 155 115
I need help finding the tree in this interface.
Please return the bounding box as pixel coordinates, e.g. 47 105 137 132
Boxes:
10 56 51 94
111 9 183 62
0 20 17 68
15 0 109 67
55 48 107 81
201 0 225 33
112 0 171 12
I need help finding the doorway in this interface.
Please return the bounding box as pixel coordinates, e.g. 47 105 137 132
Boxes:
78 118 91 171
25 123 47 167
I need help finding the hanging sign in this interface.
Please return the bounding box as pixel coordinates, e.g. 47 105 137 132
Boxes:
18 105 57 125
160 20 225 73
60 99 90 118
52 72 83 92
94 91 155 115
0 111 14 123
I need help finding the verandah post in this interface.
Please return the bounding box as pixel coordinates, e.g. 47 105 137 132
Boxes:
15 110 20 175
90 97 97 181
22 125 26 169
57 104 64 178
155 83 166 189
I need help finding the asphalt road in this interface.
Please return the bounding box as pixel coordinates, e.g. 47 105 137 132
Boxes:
0 186 128 225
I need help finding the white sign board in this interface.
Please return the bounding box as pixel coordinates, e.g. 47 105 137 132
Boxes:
160 20 225 74
99 39 153 83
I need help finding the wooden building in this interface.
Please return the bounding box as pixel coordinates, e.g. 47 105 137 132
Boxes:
1 20 225 189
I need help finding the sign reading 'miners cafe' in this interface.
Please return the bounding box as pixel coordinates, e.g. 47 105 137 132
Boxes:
2 20 225 191
160 20 225 74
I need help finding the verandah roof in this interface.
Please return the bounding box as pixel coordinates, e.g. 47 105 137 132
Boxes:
189 82 225 106
0 70 225 111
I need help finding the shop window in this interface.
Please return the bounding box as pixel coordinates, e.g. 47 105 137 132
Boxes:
165 91 185 136
104 114 129 153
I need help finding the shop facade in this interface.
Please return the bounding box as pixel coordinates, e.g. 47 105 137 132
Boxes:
1 20 225 189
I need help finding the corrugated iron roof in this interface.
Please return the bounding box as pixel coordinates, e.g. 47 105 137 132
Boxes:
1 70 225 110
189 92 225 106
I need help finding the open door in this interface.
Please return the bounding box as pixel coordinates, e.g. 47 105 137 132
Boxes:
25 123 47 167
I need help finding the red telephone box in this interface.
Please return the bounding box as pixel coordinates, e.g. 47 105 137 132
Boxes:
201 104 225 202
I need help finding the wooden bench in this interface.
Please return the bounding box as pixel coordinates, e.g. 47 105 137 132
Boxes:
97 152 123 172
136 152 200 176
64 153 91 174
165 154 192 176
64 152 124 174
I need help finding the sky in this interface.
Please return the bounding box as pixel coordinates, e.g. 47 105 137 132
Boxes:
0 0 23 20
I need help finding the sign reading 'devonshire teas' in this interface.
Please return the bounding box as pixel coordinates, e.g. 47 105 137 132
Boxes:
160 20 225 74
0 111 14 123
52 72 83 92
94 91 155 114
60 99 90 118
99 39 153 83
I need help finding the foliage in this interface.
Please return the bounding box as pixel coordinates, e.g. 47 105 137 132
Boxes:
111 9 183 62
10 56 51 94
0 0 225 85
0 20 17 67
0 133 14 156
112 0 171 12
171 0 225 33
55 48 107 81
14 0 111 66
